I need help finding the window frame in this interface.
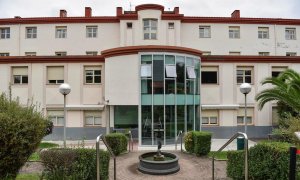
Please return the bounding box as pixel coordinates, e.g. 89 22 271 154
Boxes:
168 22 175 29
47 66 64 85
84 66 101 84
12 66 28 85
0 27 10 39
86 26 98 38
55 52 67 56
258 27 269 39
199 26 211 38
84 111 102 126
236 66 253 84
201 66 218 84
201 110 219 125
86 51 98 56
25 52 36 56
143 19 158 40
0 53 9 56
48 111 64 127
229 26 240 39
258 52 270 56
229 52 241 55
286 52 297 56
26 27 37 39
285 28 296 40
237 108 254 125
55 26 67 38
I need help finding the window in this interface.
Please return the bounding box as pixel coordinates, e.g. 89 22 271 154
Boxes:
143 19 157 40
86 26 97 38
114 106 138 128
55 26 67 38
25 52 36 56
86 51 98 56
272 66 287 78
229 52 241 55
202 51 211 55
201 110 218 125
285 28 296 40
0 53 9 56
141 64 152 77
168 22 175 29
199 26 211 38
55 52 67 56
0 27 10 39
236 67 253 84
258 52 270 56
258 27 269 39
165 65 177 78
12 66 28 84
286 52 297 56
186 66 196 79
201 66 218 84
26 27 37 39
85 111 101 126
47 66 64 84
85 66 101 84
127 22 132 29
229 26 240 39
237 108 253 125
48 110 64 126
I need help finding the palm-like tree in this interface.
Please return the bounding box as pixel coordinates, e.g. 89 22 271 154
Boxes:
256 69 300 113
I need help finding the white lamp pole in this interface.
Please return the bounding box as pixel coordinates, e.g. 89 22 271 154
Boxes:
59 83 71 148
239 83 251 134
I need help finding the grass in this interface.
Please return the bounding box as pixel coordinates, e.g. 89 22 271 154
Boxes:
28 152 40 161
208 151 228 160
16 173 40 180
38 142 59 149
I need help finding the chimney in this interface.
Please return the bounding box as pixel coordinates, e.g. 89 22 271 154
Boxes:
116 7 123 16
85 7 92 17
231 10 240 18
174 7 179 14
60 9 67 17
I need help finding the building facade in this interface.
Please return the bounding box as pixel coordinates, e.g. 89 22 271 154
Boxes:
0 4 300 145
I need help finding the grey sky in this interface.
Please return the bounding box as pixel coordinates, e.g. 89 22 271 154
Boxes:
0 0 299 19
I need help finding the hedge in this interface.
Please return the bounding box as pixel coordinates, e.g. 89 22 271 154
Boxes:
105 133 128 156
40 148 110 180
184 131 212 156
227 141 290 180
0 94 51 179
184 131 194 153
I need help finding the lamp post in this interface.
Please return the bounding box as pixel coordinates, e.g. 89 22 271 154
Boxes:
59 83 71 148
239 83 252 134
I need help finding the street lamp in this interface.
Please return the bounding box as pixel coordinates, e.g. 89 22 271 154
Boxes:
239 83 251 134
59 83 71 148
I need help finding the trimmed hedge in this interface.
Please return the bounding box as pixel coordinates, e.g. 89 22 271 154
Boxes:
227 141 290 180
0 94 50 179
40 148 110 180
105 133 128 156
184 131 212 156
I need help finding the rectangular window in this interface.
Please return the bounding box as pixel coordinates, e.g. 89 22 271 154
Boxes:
0 53 9 56
12 66 28 84
25 52 36 56
229 52 241 55
186 66 196 79
48 110 64 126
199 26 211 38
84 111 101 126
165 65 177 78
141 64 152 77
26 27 37 39
258 52 270 56
55 52 67 56
201 66 218 84
86 26 97 38
84 66 101 84
229 26 240 39
168 22 175 29
0 27 10 39
47 66 64 84
201 110 218 125
258 27 269 39
143 19 157 40
237 108 254 125
86 51 98 56
202 51 211 55
272 66 287 78
55 26 67 38
236 67 253 84
285 28 296 40
286 52 297 56
127 22 132 29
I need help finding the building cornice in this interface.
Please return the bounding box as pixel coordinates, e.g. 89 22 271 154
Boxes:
201 55 300 63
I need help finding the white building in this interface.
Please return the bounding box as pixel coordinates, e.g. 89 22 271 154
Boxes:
0 4 299 145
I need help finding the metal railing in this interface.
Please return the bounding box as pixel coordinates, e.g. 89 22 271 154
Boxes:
128 130 134 152
96 134 116 180
175 130 183 152
212 132 248 180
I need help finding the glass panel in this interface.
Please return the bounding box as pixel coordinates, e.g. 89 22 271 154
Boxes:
247 117 252 124
194 95 200 105
165 79 175 94
176 95 185 105
141 55 152 63
153 95 164 105
141 79 152 94
153 55 163 61
176 56 185 94
210 117 218 124
94 117 101 125
186 80 194 94
165 55 175 64
177 106 185 133
186 57 194 66
186 95 194 104
245 76 251 83
237 116 244 124
165 94 175 105
165 65 177 78
14 75 21 84
166 106 175 144
86 76 93 83
141 64 152 77
94 70 101 75
237 70 243 76
94 76 101 83
237 76 243 83
202 117 209 124
153 60 164 94
245 70 251 76
22 76 28 84
201 71 217 84
57 117 64 126
142 106 152 145
153 106 164 145
114 106 138 128
141 95 152 105
195 106 200 130
85 116 94 125
187 105 194 131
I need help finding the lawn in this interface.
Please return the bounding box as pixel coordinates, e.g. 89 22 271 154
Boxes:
16 173 40 180
28 142 59 161
208 151 228 160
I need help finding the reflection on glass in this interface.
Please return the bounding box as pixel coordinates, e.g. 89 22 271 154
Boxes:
177 105 185 132
154 106 164 145
153 60 164 94
165 79 175 94
142 106 152 145
141 79 152 94
176 56 185 94
186 80 194 94
187 105 194 131
166 106 175 144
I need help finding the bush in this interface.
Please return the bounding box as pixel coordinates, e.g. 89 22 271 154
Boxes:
184 131 194 153
193 131 212 156
227 141 290 180
41 148 110 180
0 94 50 179
105 133 128 156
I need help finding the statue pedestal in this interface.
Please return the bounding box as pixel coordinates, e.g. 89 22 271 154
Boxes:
153 154 165 161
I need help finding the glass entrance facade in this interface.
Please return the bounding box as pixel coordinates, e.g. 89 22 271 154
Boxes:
140 53 200 145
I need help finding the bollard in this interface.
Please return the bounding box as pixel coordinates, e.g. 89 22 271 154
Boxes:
289 146 297 180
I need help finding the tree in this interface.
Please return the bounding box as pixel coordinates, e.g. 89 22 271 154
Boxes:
256 69 300 113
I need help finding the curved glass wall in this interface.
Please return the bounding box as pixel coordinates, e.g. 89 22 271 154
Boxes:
140 53 201 145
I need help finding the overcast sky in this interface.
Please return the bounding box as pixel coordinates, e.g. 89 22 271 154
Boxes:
0 0 300 19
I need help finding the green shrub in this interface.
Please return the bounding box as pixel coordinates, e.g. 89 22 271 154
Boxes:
40 148 110 180
227 141 290 180
184 131 194 153
0 94 50 179
105 133 128 156
193 131 212 156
